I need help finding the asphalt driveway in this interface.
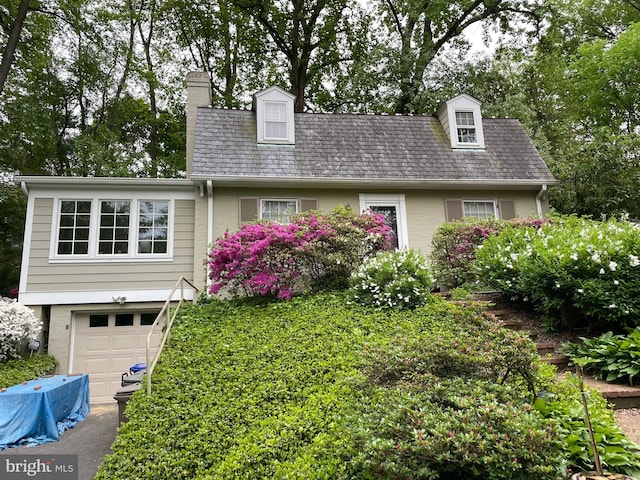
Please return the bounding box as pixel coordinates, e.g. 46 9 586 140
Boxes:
0 403 118 480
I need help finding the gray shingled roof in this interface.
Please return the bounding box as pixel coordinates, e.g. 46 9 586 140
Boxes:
191 108 556 187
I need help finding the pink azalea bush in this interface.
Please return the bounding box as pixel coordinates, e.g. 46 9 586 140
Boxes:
207 206 392 300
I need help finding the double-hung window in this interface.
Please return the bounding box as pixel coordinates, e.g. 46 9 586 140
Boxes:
463 200 496 219
54 198 171 260
455 111 477 144
264 101 288 140
260 199 298 223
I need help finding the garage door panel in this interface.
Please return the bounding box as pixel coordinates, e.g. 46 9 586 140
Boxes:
110 333 136 350
84 336 110 354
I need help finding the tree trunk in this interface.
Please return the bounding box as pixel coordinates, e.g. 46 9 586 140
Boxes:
0 0 31 96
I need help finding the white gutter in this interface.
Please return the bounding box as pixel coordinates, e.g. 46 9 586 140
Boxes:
206 180 214 291
189 174 559 190
536 184 548 216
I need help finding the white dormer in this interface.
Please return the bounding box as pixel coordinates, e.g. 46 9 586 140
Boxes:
253 86 296 145
436 94 485 149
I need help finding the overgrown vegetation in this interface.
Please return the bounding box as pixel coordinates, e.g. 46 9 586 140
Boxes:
563 328 640 385
0 354 57 388
429 217 550 290
475 215 640 331
96 293 640 479
534 373 640 472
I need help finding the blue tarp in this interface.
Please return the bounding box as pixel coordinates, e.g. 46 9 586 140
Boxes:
0 374 90 450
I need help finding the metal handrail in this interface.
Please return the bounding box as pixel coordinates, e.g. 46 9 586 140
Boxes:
146 277 199 395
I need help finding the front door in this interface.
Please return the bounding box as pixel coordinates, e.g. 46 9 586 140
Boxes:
359 194 408 250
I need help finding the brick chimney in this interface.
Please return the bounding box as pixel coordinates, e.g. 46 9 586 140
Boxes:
185 72 211 178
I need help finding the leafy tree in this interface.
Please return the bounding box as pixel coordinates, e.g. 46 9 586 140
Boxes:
233 0 367 112
0 182 26 297
371 0 545 114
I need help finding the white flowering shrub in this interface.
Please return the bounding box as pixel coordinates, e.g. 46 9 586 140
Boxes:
476 215 640 330
0 298 42 362
349 249 433 309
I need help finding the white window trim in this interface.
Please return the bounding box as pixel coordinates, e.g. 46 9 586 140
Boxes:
358 193 409 249
462 199 497 219
258 198 299 223
255 86 296 145
453 109 483 148
49 195 175 263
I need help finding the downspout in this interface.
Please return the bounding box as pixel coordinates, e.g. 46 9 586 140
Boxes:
536 184 548 217
206 180 213 291
21 181 28 195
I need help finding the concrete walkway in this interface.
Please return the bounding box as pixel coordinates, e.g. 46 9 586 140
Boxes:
0 403 118 480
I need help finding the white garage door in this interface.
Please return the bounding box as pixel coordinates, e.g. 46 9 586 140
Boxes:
71 311 162 403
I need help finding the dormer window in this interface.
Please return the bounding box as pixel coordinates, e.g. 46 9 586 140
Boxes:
436 94 485 149
254 86 296 145
264 101 288 140
455 111 477 144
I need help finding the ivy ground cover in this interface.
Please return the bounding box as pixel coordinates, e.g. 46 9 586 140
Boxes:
95 293 639 479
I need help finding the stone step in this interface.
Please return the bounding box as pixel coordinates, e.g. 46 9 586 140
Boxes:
536 342 558 356
582 377 640 410
540 353 570 371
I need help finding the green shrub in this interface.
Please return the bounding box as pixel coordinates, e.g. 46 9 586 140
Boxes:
0 354 57 388
476 215 640 331
429 217 549 290
349 249 433 309
534 373 640 474
562 328 640 384
96 294 632 479
352 380 566 480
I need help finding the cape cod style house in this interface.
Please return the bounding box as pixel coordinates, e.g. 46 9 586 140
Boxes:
17 72 557 402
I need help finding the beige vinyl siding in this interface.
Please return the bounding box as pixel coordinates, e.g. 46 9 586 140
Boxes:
211 188 358 240
209 187 542 257
24 199 195 294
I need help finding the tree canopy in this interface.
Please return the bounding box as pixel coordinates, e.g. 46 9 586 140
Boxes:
2 0 640 293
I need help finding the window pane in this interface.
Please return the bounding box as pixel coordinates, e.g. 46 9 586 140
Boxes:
74 242 88 254
265 122 287 139
140 313 158 326
370 205 399 250
58 243 72 254
265 102 287 121
261 199 297 223
455 111 475 126
115 314 134 326
463 201 495 219
457 128 477 143
75 228 89 240
59 228 73 241
60 215 75 227
89 315 109 327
